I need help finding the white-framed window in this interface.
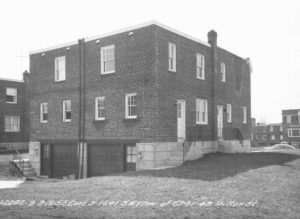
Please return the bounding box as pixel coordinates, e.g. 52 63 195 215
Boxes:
54 56 66 82
288 129 300 137
196 99 208 124
168 42 176 72
40 103 48 123
6 88 17 104
226 103 232 123
270 126 273 132
286 115 292 123
101 45 115 74
125 93 137 119
126 145 136 163
95 96 105 120
280 135 283 140
221 62 226 82
280 126 283 132
5 116 20 132
196 53 205 79
63 100 71 122
271 135 275 140
243 106 247 124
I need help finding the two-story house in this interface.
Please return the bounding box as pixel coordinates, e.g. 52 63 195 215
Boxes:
0 73 29 152
282 109 300 148
28 21 252 179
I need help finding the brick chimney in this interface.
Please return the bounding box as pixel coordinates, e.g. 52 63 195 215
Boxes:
23 70 30 83
207 30 217 46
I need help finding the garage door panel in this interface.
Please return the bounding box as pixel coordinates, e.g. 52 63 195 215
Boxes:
52 144 78 179
88 144 124 177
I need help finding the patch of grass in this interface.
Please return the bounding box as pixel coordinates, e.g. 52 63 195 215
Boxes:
0 152 299 218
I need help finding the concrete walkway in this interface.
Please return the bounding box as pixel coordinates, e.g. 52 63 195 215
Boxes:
0 180 24 189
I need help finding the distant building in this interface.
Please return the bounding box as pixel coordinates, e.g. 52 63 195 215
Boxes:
254 123 268 146
0 73 29 152
282 109 300 148
253 122 283 147
268 123 283 145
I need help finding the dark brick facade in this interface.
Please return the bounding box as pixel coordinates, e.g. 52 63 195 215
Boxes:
282 109 300 148
0 77 29 144
29 22 251 144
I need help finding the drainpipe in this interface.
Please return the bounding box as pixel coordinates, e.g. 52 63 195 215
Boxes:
81 38 86 179
78 39 82 179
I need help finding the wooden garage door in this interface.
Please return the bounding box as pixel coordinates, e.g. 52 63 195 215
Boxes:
51 144 78 179
88 144 124 177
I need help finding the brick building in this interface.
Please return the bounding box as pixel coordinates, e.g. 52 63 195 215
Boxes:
28 21 252 178
282 109 300 148
253 122 283 147
0 73 29 152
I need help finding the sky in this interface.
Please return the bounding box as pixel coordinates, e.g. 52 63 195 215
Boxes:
0 0 299 124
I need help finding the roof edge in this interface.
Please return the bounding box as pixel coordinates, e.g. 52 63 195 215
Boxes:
30 20 211 55
0 77 24 83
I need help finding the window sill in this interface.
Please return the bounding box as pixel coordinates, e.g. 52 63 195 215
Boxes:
40 121 48 124
196 122 208 125
6 102 17 104
125 116 137 120
63 120 71 123
197 77 205 80
94 118 106 122
168 69 176 73
54 80 66 83
101 71 115 75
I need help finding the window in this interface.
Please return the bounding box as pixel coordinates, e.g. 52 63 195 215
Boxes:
280 126 283 132
226 104 232 123
286 115 292 123
54 56 66 82
271 135 275 140
288 129 300 137
196 99 208 124
196 53 205 79
101 45 115 74
262 135 267 140
126 145 136 163
168 43 176 72
125 93 137 119
6 88 17 103
242 106 247 124
95 97 105 120
63 100 71 122
5 116 20 132
280 135 283 140
40 103 48 123
221 62 226 82
270 126 273 132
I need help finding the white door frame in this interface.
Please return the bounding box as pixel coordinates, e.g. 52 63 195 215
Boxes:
177 100 186 142
217 105 223 139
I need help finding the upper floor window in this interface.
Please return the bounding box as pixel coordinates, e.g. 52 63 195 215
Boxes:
5 116 20 132
270 126 273 132
221 62 226 82
95 96 105 120
286 115 292 123
280 135 283 140
196 53 205 80
243 106 247 124
168 43 176 72
63 100 71 122
54 56 66 82
125 93 137 119
196 99 208 124
227 104 232 123
271 135 275 140
288 129 300 137
40 102 48 123
101 45 115 74
6 88 17 104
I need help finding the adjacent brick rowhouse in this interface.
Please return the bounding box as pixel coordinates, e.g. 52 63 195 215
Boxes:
0 74 29 151
282 109 300 148
29 21 252 177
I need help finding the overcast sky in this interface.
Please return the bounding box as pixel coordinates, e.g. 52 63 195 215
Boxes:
0 0 299 124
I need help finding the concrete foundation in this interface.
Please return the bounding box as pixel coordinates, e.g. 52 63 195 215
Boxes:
0 142 29 151
28 142 41 176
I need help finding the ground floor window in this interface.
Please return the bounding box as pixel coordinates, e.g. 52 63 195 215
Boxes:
5 116 20 132
288 129 300 137
126 145 136 163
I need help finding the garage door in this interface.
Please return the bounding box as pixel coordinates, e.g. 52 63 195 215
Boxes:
88 144 124 177
51 144 78 179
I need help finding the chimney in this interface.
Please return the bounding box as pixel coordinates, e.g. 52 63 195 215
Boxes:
207 30 217 46
23 70 30 83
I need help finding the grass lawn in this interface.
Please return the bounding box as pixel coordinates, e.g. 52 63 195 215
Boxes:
0 152 300 219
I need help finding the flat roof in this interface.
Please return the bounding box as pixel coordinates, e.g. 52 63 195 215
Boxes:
0 77 24 83
30 20 211 55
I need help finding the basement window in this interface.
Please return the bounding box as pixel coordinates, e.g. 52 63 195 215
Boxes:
6 88 17 104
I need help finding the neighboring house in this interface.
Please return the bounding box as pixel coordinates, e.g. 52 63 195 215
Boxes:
28 21 252 179
0 73 29 152
282 109 300 148
253 123 283 146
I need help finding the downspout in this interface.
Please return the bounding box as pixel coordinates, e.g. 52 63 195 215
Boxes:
81 38 86 179
78 39 82 179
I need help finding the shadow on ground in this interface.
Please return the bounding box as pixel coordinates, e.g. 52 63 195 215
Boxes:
120 152 300 181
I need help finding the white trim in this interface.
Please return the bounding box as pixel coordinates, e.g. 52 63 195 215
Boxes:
196 53 205 80
6 87 17 104
288 128 300 137
4 116 20 132
243 106 247 124
100 45 115 75
95 96 105 120
125 93 137 119
0 78 24 83
168 42 176 72
54 56 66 82
196 98 208 125
30 21 211 55
227 103 232 123
221 62 226 82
